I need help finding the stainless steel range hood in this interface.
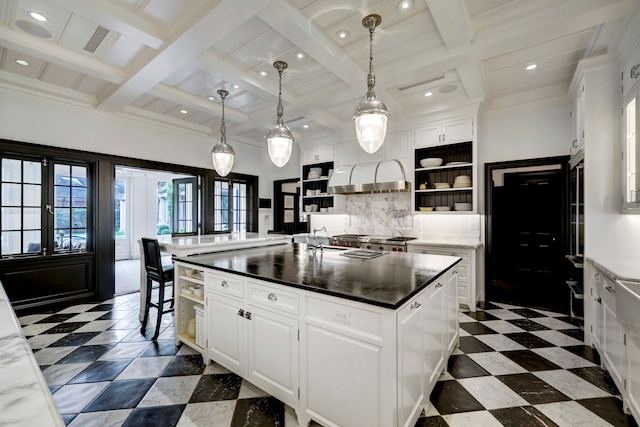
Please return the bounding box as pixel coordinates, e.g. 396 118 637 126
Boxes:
327 159 411 195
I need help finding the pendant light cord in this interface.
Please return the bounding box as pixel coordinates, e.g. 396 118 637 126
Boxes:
276 66 284 120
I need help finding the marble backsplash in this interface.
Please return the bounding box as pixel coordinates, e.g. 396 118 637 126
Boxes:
342 192 416 237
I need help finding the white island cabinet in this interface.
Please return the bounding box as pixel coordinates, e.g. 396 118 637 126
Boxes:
174 249 460 427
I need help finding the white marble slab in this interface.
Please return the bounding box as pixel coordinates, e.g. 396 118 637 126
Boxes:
588 258 640 282
408 238 482 249
0 282 65 427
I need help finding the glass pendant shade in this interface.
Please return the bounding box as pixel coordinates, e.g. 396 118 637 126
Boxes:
266 61 294 168
353 14 389 154
211 89 235 177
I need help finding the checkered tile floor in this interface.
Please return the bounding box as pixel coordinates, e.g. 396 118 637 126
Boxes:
18 294 639 426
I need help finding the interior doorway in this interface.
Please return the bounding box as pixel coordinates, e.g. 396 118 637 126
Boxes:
114 166 192 295
485 157 569 313
273 178 304 234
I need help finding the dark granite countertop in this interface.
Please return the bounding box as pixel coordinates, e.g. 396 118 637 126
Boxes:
174 243 460 310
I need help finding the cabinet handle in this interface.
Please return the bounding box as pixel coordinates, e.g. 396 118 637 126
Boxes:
597 297 602 304
221 280 229 288
245 311 252 320
410 301 421 309
453 270 458 275
450 252 459 257
267 293 278 302
594 273 600 280
605 285 615 295
436 282 444 288
238 309 245 317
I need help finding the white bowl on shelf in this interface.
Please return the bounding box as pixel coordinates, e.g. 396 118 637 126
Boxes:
304 205 313 212
320 207 328 212
435 206 451 211
433 182 451 189
454 203 472 211
453 183 471 188
310 204 318 212
420 158 443 168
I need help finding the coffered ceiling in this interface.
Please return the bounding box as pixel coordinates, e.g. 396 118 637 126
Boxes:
0 0 637 147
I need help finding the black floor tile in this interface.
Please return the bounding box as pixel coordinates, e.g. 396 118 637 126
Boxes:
42 322 89 334
161 354 206 377
509 308 546 318
577 397 639 427
497 373 570 404
230 397 284 427
506 319 550 332
49 332 100 347
139 340 180 357
476 302 502 310
415 416 449 427
563 345 601 365
463 311 500 321
447 354 490 379
501 350 561 371
429 380 485 415
36 313 78 323
555 316 584 327
569 366 621 395
96 311 131 320
122 404 186 427
87 304 115 312
490 406 559 427
457 336 494 353
68 360 132 384
84 378 155 412
560 328 584 341
504 332 554 349
189 373 243 402
459 322 497 335
56 344 114 364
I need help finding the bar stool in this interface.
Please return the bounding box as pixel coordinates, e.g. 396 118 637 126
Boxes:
140 238 174 341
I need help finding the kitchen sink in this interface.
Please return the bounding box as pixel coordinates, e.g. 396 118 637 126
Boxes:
616 280 640 340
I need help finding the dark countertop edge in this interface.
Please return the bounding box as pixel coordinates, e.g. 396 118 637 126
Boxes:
174 256 461 310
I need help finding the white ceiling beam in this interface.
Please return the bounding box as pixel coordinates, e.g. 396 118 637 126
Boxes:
98 0 275 113
456 62 487 102
0 26 125 83
149 83 248 124
424 0 474 51
47 0 165 49
0 69 97 107
258 0 362 87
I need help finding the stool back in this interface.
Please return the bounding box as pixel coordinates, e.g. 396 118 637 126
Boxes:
141 238 164 281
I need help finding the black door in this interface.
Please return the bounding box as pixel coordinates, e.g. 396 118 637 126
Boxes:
488 166 568 313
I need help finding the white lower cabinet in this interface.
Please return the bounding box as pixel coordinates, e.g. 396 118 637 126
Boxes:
602 279 625 391
194 264 459 427
626 336 640 420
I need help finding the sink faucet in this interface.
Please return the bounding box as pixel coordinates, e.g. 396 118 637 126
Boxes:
308 227 327 254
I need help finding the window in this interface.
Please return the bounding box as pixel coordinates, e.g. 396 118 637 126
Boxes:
1 156 91 257
623 95 639 210
213 179 248 232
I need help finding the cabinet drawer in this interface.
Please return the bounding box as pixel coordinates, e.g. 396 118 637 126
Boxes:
421 248 470 262
458 282 469 303
306 296 384 342
452 262 469 282
205 271 244 299
247 282 299 315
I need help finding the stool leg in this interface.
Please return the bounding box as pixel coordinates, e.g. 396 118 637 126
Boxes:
170 282 175 309
140 277 152 334
152 280 165 341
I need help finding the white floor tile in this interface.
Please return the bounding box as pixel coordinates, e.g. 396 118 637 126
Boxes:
459 329 471 337
52 381 110 414
73 320 118 333
28 333 68 349
467 352 528 376
21 323 58 336
42 362 92 386
443 410 504 427
204 362 232 375
238 380 269 399
532 308 567 318
56 304 100 314
532 316 580 330
33 346 76 366
475 334 527 351
533 370 611 400
67 409 132 427
18 313 52 325
535 401 614 427
138 375 201 407
98 341 150 360
85 329 132 345
459 313 476 323
65 312 109 323
115 356 173 380
176 401 236 427
482 309 525 320
459 376 529 409
531 347 595 369
479 320 526 334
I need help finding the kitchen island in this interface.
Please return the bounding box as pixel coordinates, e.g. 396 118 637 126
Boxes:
173 243 461 427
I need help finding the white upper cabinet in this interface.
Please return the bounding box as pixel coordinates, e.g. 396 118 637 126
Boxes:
623 41 640 211
335 141 357 167
302 145 334 165
384 130 412 160
570 82 585 157
414 118 473 148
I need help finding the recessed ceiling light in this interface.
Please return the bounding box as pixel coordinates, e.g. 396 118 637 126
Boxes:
180 109 188 114
336 30 350 40
303 124 309 129
29 11 47 22
296 52 305 60
526 64 538 70
397 0 414 11
424 91 433 97
232 84 240 89
207 96 215 101
439 84 457 94
15 59 29 66
259 70 268 77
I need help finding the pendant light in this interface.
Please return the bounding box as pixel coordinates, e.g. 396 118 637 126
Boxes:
211 89 235 177
353 14 389 154
265 61 294 168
